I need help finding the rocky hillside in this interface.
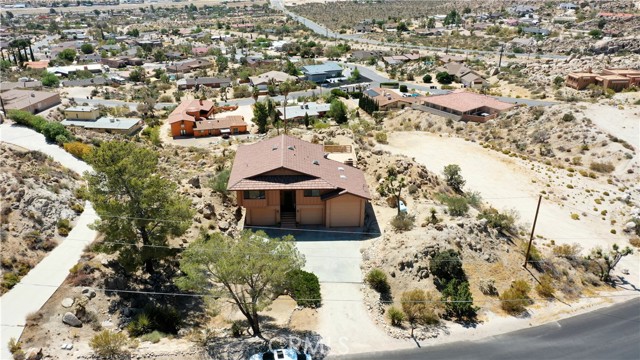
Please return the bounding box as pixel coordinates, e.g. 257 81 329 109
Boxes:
0 144 83 294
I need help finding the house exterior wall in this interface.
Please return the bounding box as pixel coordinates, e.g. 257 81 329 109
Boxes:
193 124 247 138
239 190 281 226
325 194 365 227
65 109 100 120
170 120 194 137
14 94 62 114
565 74 597 90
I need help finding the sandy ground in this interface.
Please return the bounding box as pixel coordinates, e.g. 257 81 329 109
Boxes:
582 102 640 152
380 132 640 288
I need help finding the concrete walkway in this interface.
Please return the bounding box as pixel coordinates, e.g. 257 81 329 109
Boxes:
1 124 98 359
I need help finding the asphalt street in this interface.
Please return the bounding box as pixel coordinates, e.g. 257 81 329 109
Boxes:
331 298 640 360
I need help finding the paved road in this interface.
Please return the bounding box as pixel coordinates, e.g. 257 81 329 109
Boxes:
0 124 99 360
72 97 175 111
271 0 569 61
331 298 640 360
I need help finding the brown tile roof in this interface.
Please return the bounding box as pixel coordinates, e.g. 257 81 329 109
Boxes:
228 135 371 199
194 115 246 130
167 99 216 124
231 176 333 190
422 91 516 113
366 87 418 107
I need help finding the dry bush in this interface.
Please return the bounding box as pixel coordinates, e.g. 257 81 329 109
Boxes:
63 142 92 160
589 161 615 173
500 280 532 314
630 238 640 248
535 274 555 298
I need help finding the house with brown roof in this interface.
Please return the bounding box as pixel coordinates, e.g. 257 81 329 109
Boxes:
0 89 61 114
566 68 639 91
363 87 418 111
228 135 371 228
418 91 516 122
167 99 247 138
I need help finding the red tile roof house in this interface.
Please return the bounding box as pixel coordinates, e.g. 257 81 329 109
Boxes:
228 135 372 228
418 91 516 122
167 99 247 138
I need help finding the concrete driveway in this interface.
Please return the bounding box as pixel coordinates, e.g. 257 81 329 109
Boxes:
267 229 411 356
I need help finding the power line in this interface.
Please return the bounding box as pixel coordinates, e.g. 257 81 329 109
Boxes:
7 281 639 304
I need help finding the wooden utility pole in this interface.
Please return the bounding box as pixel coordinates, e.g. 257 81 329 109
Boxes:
498 43 505 69
524 195 542 269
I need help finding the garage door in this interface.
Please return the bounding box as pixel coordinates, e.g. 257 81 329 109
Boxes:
249 208 276 226
300 208 323 225
329 198 361 227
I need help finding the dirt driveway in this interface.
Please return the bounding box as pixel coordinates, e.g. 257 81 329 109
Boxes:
380 132 640 289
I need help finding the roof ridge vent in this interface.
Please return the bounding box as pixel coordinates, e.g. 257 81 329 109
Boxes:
338 167 345 171
312 160 320 165
340 175 347 179
272 146 278 151
288 145 295 150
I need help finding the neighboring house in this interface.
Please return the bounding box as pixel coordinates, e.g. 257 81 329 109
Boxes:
176 77 231 90
559 2 578 10
79 53 102 63
61 117 143 135
48 64 104 76
249 71 298 87
0 80 42 92
417 91 516 122
24 60 49 70
509 5 536 16
353 24 372 33
522 27 550 36
0 89 61 114
363 87 418 111
301 62 343 83
101 56 144 68
61 76 110 87
166 59 212 73
277 102 331 122
436 62 487 88
64 106 100 120
227 135 371 228
167 99 247 138
566 68 640 91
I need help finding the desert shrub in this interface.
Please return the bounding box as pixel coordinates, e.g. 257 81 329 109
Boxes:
90 330 129 357
71 203 85 214
287 269 321 308
208 169 230 195
2 272 20 291
64 142 92 159
231 320 243 337
500 280 532 314
589 161 614 173
561 113 575 122
390 213 415 231
366 268 390 293
140 330 165 344
127 304 180 336
57 218 72 236
374 132 388 144
478 207 517 233
478 279 498 296
407 184 419 195
158 94 174 103
443 164 465 192
41 121 73 144
441 279 477 321
401 289 441 326
387 306 405 326
429 250 465 286
630 238 640 248
553 243 581 259
437 194 469 216
464 191 482 209
536 274 555 298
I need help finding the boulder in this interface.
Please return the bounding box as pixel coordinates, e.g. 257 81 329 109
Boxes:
82 288 96 299
623 221 636 233
188 176 201 189
218 221 230 231
61 298 74 308
203 203 216 220
62 312 82 327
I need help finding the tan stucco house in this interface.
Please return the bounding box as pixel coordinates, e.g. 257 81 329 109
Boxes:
228 135 371 228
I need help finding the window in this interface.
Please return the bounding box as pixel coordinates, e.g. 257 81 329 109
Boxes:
243 190 265 200
304 190 321 197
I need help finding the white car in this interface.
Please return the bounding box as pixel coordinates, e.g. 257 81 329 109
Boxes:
249 348 312 360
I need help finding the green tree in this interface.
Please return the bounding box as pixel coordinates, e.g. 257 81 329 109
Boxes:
436 71 454 84
279 81 293 133
153 49 166 62
429 249 465 285
126 28 140 37
588 29 603 39
587 244 633 282
443 10 461 26
216 54 228 73
328 99 348 124
422 74 432 83
441 279 477 321
303 112 310 128
85 142 193 274
57 48 77 63
349 67 360 82
252 101 269 134
129 67 145 83
41 121 71 144
284 60 298 76
0 59 11 70
443 164 465 193
80 43 94 54
41 72 60 87
383 175 406 215
177 230 304 338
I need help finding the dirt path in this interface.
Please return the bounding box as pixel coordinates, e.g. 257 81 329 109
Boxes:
380 132 640 288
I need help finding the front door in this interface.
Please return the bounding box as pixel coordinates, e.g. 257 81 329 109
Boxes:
281 191 296 212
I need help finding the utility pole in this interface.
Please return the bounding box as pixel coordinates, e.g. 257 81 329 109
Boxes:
523 195 542 269
498 43 505 69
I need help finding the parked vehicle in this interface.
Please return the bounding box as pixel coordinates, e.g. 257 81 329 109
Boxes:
249 348 311 360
